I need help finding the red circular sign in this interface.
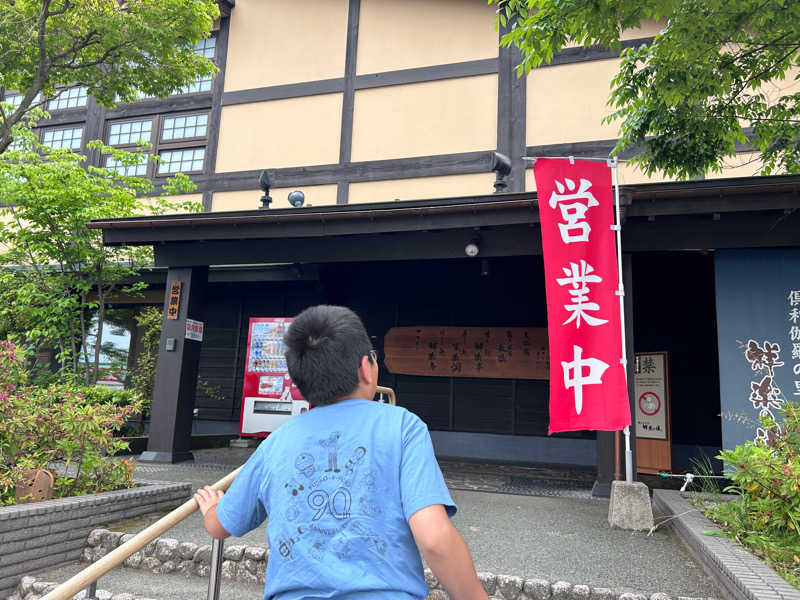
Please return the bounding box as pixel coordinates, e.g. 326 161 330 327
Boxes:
638 392 661 416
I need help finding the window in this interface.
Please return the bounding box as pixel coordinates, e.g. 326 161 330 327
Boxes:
5 137 24 153
48 86 88 110
2 94 24 111
105 118 152 176
115 36 217 103
106 155 148 177
105 112 208 177
162 114 207 140
158 148 205 174
42 127 83 150
177 36 217 95
2 93 42 111
108 120 152 145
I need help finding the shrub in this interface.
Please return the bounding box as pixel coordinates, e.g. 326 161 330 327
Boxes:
128 305 162 421
0 342 142 504
710 402 800 587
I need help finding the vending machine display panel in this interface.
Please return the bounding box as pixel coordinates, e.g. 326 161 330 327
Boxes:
239 317 308 437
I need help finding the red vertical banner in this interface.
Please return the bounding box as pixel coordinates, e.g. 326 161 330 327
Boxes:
533 159 630 433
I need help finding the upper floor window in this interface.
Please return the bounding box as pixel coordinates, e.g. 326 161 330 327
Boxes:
178 37 217 95
42 127 83 150
106 154 148 177
2 93 43 112
49 87 87 111
109 120 152 146
2 94 24 111
157 148 205 174
105 112 208 177
162 114 208 140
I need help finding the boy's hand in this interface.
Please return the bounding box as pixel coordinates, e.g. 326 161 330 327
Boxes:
194 486 224 516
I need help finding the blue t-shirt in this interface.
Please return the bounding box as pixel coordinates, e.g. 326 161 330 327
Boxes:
216 398 456 600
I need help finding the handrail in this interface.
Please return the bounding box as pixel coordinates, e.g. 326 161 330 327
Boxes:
375 385 396 405
40 386 397 600
41 467 241 600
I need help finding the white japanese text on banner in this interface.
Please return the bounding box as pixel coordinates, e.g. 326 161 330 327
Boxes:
533 158 630 433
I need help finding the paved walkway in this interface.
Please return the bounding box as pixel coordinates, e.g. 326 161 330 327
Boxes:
27 449 721 598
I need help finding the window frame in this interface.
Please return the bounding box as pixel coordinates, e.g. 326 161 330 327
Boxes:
47 86 89 112
41 125 85 151
104 111 210 178
172 34 218 98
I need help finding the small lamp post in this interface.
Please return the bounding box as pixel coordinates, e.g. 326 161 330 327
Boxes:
258 170 272 209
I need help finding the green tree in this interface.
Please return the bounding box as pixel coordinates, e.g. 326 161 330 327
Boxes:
0 116 202 382
0 0 220 153
493 0 800 179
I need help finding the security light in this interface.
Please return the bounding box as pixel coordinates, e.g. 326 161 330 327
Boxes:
491 151 512 193
288 190 305 208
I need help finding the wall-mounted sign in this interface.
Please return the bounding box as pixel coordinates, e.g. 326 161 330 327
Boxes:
715 249 799 451
185 318 204 342
384 326 549 380
167 281 182 320
634 352 669 440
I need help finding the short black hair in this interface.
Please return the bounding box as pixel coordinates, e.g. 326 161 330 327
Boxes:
284 305 373 406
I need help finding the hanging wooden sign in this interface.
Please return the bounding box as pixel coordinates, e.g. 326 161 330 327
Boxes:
383 326 549 380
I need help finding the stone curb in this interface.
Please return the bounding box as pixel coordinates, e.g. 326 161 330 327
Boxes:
6 575 155 600
652 489 800 600
68 529 713 600
0 481 191 599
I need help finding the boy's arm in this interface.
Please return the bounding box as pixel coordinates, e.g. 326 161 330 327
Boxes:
194 486 232 540
408 504 488 600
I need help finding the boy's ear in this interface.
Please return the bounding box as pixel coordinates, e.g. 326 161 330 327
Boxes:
358 354 375 385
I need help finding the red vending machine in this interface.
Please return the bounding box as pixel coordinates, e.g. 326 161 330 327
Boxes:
239 317 309 437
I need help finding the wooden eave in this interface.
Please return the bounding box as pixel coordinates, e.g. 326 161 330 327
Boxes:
89 174 800 247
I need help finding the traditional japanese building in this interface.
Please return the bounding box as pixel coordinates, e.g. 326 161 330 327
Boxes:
13 0 798 492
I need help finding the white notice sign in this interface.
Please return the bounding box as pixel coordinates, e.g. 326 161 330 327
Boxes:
185 318 204 342
634 352 668 440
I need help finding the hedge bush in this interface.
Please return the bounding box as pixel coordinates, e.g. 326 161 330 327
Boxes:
711 402 800 587
0 341 142 504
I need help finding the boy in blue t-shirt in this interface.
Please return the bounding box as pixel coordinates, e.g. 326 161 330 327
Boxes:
195 305 487 600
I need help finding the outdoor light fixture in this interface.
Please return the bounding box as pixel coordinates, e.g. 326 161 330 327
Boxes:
258 170 272 209
464 238 480 257
288 190 305 208
491 151 512 193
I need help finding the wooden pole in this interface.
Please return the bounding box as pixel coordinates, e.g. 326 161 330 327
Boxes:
41 467 242 600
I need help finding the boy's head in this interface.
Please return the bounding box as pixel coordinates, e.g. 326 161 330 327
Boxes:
283 305 376 406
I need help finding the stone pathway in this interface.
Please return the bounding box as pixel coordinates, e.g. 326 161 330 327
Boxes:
136 449 599 499
6 450 722 599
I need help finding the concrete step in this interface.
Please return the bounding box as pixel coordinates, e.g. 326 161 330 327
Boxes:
10 561 263 600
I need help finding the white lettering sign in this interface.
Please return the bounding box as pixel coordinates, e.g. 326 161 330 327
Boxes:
548 178 599 244
556 259 608 328
561 344 608 415
185 318 204 342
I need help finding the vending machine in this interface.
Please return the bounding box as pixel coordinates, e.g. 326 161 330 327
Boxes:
239 317 309 437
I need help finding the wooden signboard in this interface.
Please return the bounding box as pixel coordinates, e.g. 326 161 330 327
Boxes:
166 281 182 320
384 327 549 380
634 352 672 474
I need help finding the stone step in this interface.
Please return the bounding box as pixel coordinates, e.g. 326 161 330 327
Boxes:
6 529 716 600
6 562 263 600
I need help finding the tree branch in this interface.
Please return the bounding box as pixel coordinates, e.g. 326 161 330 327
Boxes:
52 40 135 72
45 0 71 18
